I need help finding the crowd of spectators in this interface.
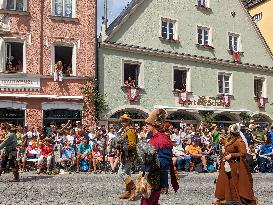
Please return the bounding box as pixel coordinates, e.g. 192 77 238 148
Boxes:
0 119 273 175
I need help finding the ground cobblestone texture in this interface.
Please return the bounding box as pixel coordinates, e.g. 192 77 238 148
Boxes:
0 172 272 205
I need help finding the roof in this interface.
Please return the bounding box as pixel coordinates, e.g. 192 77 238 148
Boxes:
242 0 268 8
106 0 142 35
101 41 273 71
104 0 272 59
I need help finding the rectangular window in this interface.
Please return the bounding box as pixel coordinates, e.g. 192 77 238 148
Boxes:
254 78 264 97
53 0 73 18
197 27 210 45
54 45 73 76
252 13 262 23
218 74 231 94
161 19 176 40
228 33 240 52
197 0 208 7
124 63 140 87
173 69 187 92
6 0 25 11
5 42 23 73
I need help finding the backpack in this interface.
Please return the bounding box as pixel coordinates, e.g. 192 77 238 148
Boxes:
80 160 89 172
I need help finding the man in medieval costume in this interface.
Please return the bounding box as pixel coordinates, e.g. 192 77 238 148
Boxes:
0 124 19 181
136 109 179 205
116 114 138 201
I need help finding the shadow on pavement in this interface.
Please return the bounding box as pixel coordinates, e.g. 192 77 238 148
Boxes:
21 175 54 182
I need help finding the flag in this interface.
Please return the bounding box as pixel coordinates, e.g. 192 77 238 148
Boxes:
178 92 189 105
232 51 241 62
223 95 231 107
127 87 140 102
258 97 265 108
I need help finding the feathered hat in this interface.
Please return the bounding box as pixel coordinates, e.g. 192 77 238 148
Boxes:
229 123 240 135
145 109 167 129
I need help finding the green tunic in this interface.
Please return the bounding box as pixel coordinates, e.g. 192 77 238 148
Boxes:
0 131 18 155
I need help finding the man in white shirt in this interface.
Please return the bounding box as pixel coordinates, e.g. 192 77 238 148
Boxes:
171 128 181 146
172 140 191 172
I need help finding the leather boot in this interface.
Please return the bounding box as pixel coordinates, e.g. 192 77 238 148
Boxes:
128 181 136 201
12 170 19 182
119 183 131 199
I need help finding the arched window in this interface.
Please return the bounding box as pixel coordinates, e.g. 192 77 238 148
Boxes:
166 111 199 126
109 109 148 121
252 114 272 125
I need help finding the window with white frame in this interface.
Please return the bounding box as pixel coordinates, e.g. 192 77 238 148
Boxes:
123 62 141 87
53 45 76 77
228 33 240 52
218 73 231 94
252 13 262 23
173 69 187 92
5 41 24 73
197 0 209 8
161 19 176 40
197 26 211 46
52 0 76 18
5 0 26 11
254 77 265 98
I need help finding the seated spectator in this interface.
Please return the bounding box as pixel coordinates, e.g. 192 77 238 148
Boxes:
201 143 216 171
107 136 120 173
17 142 27 172
266 126 273 141
201 129 212 146
66 129 76 146
25 140 39 160
76 138 92 172
248 144 258 173
185 139 208 172
244 128 253 147
92 144 103 173
253 126 266 145
172 139 191 172
37 139 53 174
107 126 117 142
171 128 181 146
60 141 75 172
258 138 273 173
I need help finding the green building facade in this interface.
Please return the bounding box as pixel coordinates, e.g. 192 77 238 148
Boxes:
98 0 273 126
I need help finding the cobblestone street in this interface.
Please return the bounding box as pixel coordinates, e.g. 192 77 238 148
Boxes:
1 172 273 205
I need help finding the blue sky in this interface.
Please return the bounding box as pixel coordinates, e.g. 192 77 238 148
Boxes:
97 0 132 34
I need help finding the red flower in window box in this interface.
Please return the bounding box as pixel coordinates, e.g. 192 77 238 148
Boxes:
258 97 265 108
127 87 140 102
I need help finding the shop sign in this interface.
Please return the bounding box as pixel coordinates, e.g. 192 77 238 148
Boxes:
177 95 227 108
0 77 40 89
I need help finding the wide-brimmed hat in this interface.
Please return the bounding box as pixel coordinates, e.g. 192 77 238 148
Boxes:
145 109 167 129
119 114 132 122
